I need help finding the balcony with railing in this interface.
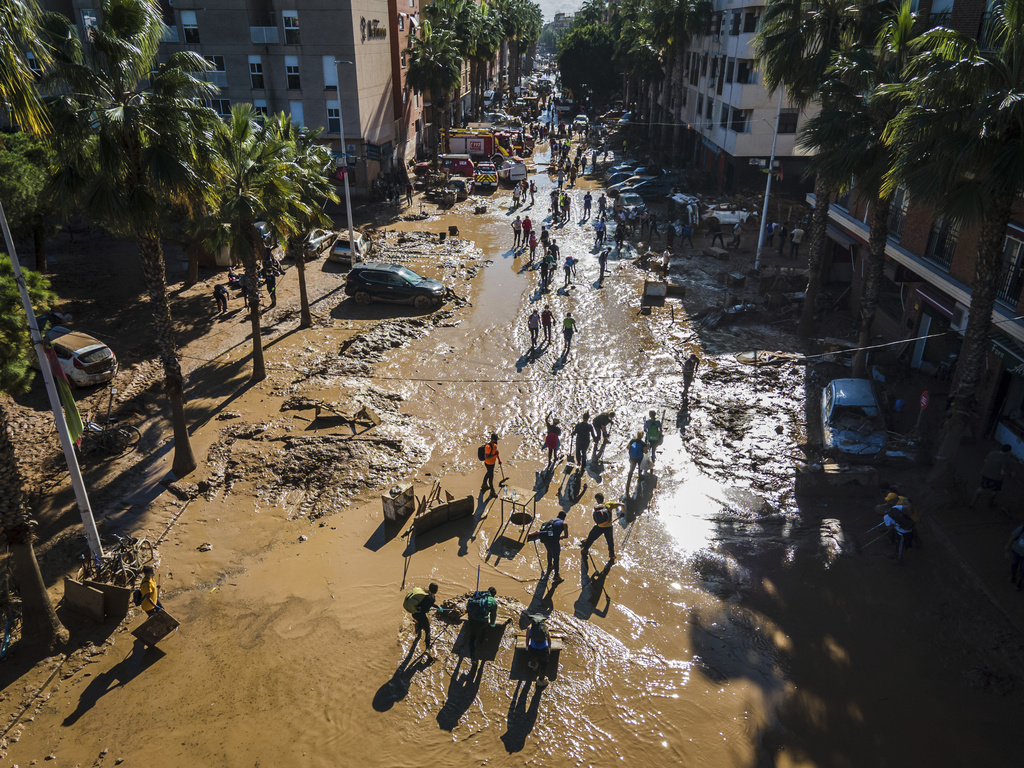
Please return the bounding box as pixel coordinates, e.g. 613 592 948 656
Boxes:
997 238 1024 306
887 205 907 241
924 218 960 270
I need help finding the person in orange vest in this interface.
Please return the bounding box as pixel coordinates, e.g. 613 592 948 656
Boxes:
581 492 623 564
481 433 502 496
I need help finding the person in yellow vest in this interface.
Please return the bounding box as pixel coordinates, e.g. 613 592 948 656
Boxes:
581 492 623 564
139 565 161 614
482 433 502 496
403 582 439 653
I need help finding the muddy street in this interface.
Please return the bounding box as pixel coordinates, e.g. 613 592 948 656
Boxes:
3 142 1021 768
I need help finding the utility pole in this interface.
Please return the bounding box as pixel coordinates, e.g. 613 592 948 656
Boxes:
0 197 103 560
334 59 357 259
755 85 785 272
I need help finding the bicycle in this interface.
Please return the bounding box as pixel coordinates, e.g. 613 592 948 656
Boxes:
80 534 156 587
81 386 141 457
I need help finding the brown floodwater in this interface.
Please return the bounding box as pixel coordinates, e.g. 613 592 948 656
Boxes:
3 143 1020 768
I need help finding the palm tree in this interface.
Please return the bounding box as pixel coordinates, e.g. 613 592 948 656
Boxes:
0 0 51 133
884 0 1024 483
45 0 216 478
754 0 876 338
470 3 502 119
210 105 297 381
800 2 918 377
265 113 339 329
406 19 463 166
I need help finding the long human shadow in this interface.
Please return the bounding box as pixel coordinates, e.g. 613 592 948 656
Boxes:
500 679 544 753
574 557 612 621
436 656 486 731
372 645 435 712
62 641 166 726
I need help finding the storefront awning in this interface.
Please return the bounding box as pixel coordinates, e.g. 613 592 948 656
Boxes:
991 333 1024 376
916 287 955 319
826 224 856 250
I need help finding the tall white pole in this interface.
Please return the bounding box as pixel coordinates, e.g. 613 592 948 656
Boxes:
0 198 103 560
335 59 357 259
755 85 785 272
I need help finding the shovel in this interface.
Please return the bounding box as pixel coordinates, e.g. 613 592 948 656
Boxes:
499 461 509 488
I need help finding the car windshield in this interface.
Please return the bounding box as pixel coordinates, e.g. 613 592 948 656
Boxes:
394 266 425 284
829 404 880 428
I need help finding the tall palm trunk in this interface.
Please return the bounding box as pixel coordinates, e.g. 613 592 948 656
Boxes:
292 242 312 328
138 234 198 476
32 224 46 274
0 397 69 652
928 192 1014 484
238 223 267 382
185 241 203 287
799 177 835 337
852 194 890 377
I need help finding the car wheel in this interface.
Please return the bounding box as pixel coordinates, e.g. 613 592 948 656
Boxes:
354 292 372 305
413 295 433 310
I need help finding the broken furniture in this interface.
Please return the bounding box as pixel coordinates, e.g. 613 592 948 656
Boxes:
381 483 415 523
312 400 381 434
411 480 474 535
63 578 133 622
498 485 537 529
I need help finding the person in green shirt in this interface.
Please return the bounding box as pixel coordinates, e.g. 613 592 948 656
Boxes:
562 312 577 353
644 410 663 461
466 587 501 659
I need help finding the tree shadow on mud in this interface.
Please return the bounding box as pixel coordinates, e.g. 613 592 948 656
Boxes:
436 656 485 731
62 640 165 726
372 646 435 713
500 679 545 753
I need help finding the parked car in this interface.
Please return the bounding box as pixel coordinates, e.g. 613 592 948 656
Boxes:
573 114 589 128
608 174 657 196
475 161 498 188
616 192 646 215
607 161 639 176
600 109 625 122
304 228 335 257
627 179 677 200
344 262 447 309
439 154 475 177
821 378 888 460
704 204 755 225
447 178 469 200
617 112 634 126
605 172 635 188
329 233 371 265
44 327 118 387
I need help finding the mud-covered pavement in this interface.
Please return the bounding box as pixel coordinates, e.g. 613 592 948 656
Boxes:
3 142 1022 768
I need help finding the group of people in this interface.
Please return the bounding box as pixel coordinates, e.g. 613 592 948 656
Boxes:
526 307 576 352
764 221 807 259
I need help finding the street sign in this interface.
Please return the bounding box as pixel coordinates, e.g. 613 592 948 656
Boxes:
920 390 930 410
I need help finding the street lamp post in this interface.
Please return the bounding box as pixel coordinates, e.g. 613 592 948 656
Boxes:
334 59 356 259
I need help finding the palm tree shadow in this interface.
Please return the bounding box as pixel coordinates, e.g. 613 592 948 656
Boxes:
62 640 165 726
500 679 544 753
436 656 486 731
372 646 435 712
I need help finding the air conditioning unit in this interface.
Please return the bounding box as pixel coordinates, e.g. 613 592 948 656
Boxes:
951 302 969 332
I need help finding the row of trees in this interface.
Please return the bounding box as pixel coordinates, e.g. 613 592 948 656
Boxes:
0 0 340 650
405 0 542 160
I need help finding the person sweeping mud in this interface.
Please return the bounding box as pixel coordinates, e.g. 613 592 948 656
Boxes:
581 492 623 564
682 353 700 396
466 587 500 659
539 510 569 580
592 411 615 455
404 582 439 654
573 413 594 468
480 433 502 496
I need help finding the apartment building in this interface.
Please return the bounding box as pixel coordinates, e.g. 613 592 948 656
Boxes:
47 0 400 194
821 1 1024 456
681 1 814 193
388 0 426 165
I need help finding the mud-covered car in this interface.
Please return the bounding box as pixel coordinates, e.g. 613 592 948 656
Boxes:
821 378 888 460
344 262 447 309
45 327 118 387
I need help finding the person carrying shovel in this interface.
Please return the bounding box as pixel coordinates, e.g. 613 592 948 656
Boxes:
581 492 624 565
481 433 502 496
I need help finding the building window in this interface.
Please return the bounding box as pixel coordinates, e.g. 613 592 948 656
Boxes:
710 12 722 35
730 11 741 35
398 15 404 31
737 60 753 84
290 100 304 126
204 55 227 87
181 10 199 43
731 109 750 132
323 56 338 90
25 50 41 77
415 93 419 108
327 101 341 133
697 93 704 115
249 56 264 89
81 7 99 32
286 56 301 90
706 98 713 120
778 108 798 134
401 52 407 68
283 11 300 44
208 98 231 118
720 105 729 129
725 59 734 83
887 184 909 240
701 53 708 76
743 11 759 33
253 100 268 120
924 215 960 269
403 88 408 104
997 235 1024 305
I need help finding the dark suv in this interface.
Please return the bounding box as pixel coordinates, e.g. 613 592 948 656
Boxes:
345 262 447 309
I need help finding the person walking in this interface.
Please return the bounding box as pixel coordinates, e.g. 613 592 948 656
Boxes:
512 215 523 249
544 412 562 465
597 193 607 217
581 492 623 564
790 225 805 259
730 221 742 248
406 181 414 207
683 353 700 395
765 221 776 247
709 220 725 248
666 223 676 249
644 410 663 462
1006 521 1024 589
557 169 565 189
138 565 162 615
625 431 646 496
972 444 1014 509
573 413 594 468
530 179 536 205
541 305 554 343
528 309 541 349
594 218 606 247
562 311 577 353
264 269 277 308
583 191 592 219
776 222 789 254
522 215 533 246
528 231 538 263
649 213 659 241
466 586 499 659
539 257 551 289
404 582 439 654
592 410 615 455
539 510 569 580
481 433 502 496
540 225 550 253
214 283 229 315
598 247 610 284
563 254 574 287
681 223 694 249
